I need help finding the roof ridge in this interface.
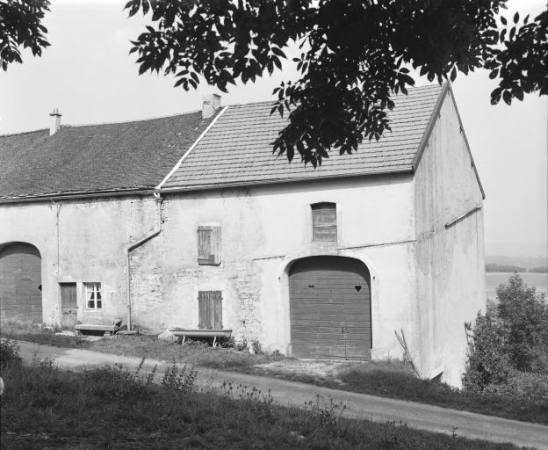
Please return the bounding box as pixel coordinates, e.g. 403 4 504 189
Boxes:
0 128 49 138
225 83 443 109
61 108 203 129
0 109 205 137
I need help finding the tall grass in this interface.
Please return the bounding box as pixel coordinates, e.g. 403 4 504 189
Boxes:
0 358 525 450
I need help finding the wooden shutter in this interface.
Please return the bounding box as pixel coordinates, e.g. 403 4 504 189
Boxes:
211 291 223 329
312 203 337 242
198 291 223 330
198 226 221 265
198 291 211 329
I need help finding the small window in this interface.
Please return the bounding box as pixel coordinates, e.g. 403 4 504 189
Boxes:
85 283 102 309
198 291 223 329
198 225 221 265
312 202 337 242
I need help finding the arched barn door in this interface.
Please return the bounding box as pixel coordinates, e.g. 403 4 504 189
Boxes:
0 243 42 323
289 256 371 360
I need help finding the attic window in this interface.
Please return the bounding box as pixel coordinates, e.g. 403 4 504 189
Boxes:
311 202 337 242
198 226 221 265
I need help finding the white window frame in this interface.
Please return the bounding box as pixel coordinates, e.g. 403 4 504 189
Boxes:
84 282 102 310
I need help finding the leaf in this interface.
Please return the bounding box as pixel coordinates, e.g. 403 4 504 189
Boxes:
501 15 507 26
502 90 512 105
450 66 457 82
513 12 519 24
489 69 499 79
490 87 502 105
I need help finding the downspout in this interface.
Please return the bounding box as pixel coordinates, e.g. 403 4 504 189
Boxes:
126 190 163 331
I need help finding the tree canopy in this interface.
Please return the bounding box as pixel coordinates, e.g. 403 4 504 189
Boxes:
126 0 547 166
0 0 50 71
2 1 546 166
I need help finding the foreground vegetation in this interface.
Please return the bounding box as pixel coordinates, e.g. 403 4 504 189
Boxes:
464 275 548 392
1 275 547 426
0 343 528 450
2 324 547 426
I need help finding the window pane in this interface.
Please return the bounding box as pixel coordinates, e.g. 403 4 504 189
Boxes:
97 301 102 309
88 300 94 308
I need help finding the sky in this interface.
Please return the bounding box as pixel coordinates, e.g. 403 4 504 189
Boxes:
0 0 546 256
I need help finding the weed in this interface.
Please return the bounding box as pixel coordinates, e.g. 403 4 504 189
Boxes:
304 394 347 428
251 339 262 355
161 362 197 393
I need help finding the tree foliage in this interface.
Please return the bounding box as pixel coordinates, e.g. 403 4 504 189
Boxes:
464 274 548 393
126 0 547 167
0 0 50 71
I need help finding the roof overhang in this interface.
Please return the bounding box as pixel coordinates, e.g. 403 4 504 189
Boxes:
0 188 155 205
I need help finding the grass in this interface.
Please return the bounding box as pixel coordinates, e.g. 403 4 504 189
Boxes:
2 322 548 426
0 356 529 450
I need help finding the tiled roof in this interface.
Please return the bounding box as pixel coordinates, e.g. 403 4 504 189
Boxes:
162 84 444 191
0 112 212 200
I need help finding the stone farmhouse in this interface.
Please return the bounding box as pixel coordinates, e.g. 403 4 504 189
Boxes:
0 84 485 386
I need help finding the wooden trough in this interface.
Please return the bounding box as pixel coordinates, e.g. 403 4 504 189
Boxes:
74 324 121 335
169 329 232 346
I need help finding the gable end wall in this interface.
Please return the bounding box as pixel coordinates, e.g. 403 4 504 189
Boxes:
412 89 486 387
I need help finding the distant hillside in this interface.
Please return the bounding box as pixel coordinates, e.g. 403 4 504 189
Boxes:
485 255 548 271
485 242 547 270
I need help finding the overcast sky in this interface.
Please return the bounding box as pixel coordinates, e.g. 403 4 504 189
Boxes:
1 0 546 255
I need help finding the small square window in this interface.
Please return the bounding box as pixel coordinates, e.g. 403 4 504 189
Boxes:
85 283 102 309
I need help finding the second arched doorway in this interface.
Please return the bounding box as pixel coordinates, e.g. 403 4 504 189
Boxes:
0 242 43 323
289 256 371 360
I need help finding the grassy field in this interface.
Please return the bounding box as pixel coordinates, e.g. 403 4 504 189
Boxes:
0 356 529 450
2 323 547 425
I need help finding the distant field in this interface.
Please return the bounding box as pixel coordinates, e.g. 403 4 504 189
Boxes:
486 272 548 300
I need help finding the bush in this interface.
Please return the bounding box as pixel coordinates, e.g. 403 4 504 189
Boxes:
463 274 548 394
497 275 548 373
0 339 21 370
463 312 511 392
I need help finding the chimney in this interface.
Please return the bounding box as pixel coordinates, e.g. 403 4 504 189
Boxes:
49 108 62 136
202 93 221 119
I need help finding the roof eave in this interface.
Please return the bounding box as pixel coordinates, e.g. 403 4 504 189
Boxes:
159 166 414 195
0 188 154 205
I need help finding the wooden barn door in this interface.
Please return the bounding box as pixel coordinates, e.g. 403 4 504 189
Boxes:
60 283 78 329
289 256 371 360
0 243 42 323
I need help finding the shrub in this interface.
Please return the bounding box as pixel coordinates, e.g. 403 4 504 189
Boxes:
463 312 511 392
463 274 548 394
0 339 21 370
496 274 548 373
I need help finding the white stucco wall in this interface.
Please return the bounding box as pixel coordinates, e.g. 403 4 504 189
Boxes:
157 174 417 357
413 89 486 387
0 195 159 327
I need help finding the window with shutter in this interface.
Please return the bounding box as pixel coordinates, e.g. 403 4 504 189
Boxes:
198 291 223 329
197 226 221 265
312 202 337 242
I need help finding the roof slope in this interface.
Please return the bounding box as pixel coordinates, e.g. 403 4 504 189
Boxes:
0 112 211 200
163 84 444 191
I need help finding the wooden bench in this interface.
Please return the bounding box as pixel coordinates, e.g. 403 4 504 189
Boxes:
74 324 121 335
169 329 232 346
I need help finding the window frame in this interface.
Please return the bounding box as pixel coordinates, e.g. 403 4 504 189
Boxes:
311 202 337 243
84 282 102 310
